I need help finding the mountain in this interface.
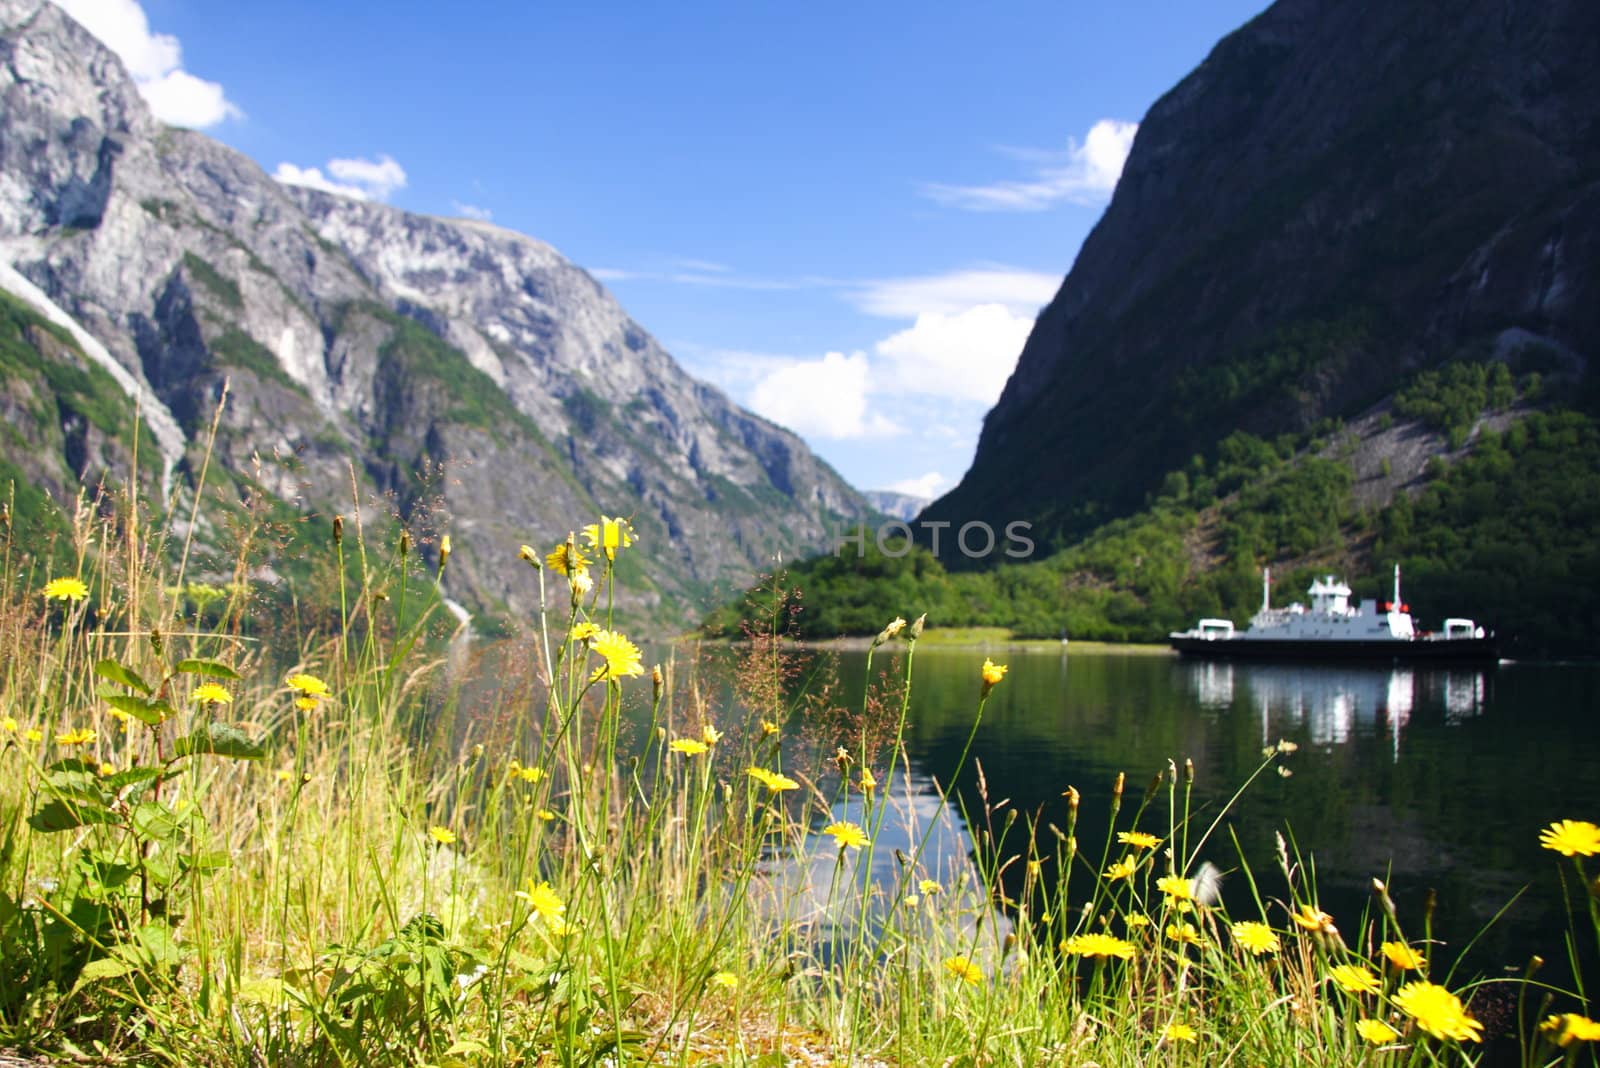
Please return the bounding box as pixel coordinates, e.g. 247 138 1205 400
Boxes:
0 0 874 631
924 0 1600 553
862 490 929 522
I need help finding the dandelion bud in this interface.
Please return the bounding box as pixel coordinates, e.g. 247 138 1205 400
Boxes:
1372 878 1398 923
518 544 540 568
909 613 926 639
1424 888 1437 925
651 664 664 704
835 746 851 768
332 514 343 544
1527 954 1545 975
860 768 877 793
656 727 666 742
1184 758 1194 784
1063 786 1080 812
1145 771 1164 802
399 529 411 557
872 616 906 648
438 534 452 573
1112 771 1125 798
470 743 484 764
149 624 164 657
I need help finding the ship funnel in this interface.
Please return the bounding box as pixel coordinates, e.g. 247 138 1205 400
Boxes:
1393 563 1401 605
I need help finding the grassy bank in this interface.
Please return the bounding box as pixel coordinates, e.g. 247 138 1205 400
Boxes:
2 484 1598 1066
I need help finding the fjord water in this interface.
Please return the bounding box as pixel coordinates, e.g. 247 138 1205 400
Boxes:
829 648 1600 978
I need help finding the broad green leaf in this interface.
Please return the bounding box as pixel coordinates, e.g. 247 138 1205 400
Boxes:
93 658 150 695
173 722 268 760
69 956 134 995
131 801 187 844
29 798 116 832
175 658 241 680
104 766 166 792
100 692 170 726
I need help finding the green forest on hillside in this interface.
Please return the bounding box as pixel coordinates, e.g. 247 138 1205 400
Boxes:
707 367 1600 657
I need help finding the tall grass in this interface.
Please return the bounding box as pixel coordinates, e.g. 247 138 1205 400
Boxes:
0 468 1597 1066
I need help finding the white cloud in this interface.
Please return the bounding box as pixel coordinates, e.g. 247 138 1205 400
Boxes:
747 352 901 440
924 118 1138 212
55 0 241 128
883 471 949 499
874 303 1034 405
854 266 1058 319
273 155 408 202
451 201 493 221
589 267 634 282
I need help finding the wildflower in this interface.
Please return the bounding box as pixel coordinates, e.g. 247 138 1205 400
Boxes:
1277 739 1299 753
1382 941 1426 971
904 894 920 908
1062 933 1137 960
919 879 942 895
834 746 851 767
508 761 545 783
55 727 95 746
760 718 779 736
823 821 869 849
979 657 1007 696
43 576 89 601
1542 1013 1600 1047
1329 964 1381 994
517 880 566 923
1163 1022 1198 1043
428 826 457 846
1104 856 1138 881
747 767 799 792
518 544 540 567
276 769 293 782
581 516 634 560
569 622 599 642
859 767 877 793
710 971 738 990
1539 819 1600 857
192 682 232 705
669 738 709 756
545 542 590 576
590 629 644 679
700 724 722 745
24 727 42 742
536 808 556 822
1124 913 1152 930
1 715 16 732
287 674 330 698
943 956 983 985
571 569 594 597
1356 1019 1401 1045
1392 981 1482 1042
1231 921 1280 956
1290 903 1336 933
1157 875 1194 901
1165 922 1203 946
98 762 116 777
872 617 906 647
1117 830 1161 850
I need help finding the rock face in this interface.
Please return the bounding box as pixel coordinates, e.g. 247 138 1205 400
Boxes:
925 0 1600 551
0 0 872 629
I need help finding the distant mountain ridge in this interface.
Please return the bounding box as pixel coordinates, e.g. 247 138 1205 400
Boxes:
0 0 875 629
925 0 1600 551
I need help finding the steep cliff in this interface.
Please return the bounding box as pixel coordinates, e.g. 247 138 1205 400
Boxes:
924 0 1600 550
0 0 873 629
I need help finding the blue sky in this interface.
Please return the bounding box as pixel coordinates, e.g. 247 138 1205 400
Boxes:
61 0 1268 499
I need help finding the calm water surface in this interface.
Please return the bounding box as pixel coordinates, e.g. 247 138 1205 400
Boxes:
822 648 1600 978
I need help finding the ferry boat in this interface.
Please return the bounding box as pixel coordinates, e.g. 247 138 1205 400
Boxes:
1169 566 1498 662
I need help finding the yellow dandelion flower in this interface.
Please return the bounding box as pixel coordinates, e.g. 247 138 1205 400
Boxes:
2 715 16 732
823 821 869 849
1231 921 1280 956
43 576 89 601
1125 913 1152 930
710 970 738 990
581 516 635 560
1165 922 1204 946
1118 830 1161 850
1382 941 1426 971
536 808 556 822
569 622 599 642
1290 903 1336 933
509 761 545 784
294 696 320 712
287 673 329 697
669 738 709 756
24 727 42 742
1157 874 1194 901
859 767 877 793
428 826 457 845
1104 856 1138 881
943 956 983 985
276 769 293 782
1539 819 1600 857
904 894 921 907
1163 1022 1198 1043
517 880 566 923
1062 933 1137 960
1543 1013 1600 1047
589 629 645 680
55 727 95 746
979 657 1007 695
700 724 722 745
747 767 799 792
545 542 590 576
1329 964 1381 994
97 762 116 777
760 718 779 736
919 879 942 896
1392 981 1482 1043
1356 1019 1401 1045
192 682 232 705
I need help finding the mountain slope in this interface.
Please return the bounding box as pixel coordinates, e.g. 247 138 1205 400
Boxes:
924 0 1600 551
0 0 873 629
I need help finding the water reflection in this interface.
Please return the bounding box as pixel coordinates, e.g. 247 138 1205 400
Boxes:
1183 662 1488 759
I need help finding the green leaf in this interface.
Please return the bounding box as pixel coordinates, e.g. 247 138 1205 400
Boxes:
175 658 241 680
131 801 187 844
29 798 116 832
104 765 166 792
93 658 151 695
99 692 171 726
173 722 267 760
70 956 134 995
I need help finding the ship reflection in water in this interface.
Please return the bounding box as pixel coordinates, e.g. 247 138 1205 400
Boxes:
1184 661 1489 759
